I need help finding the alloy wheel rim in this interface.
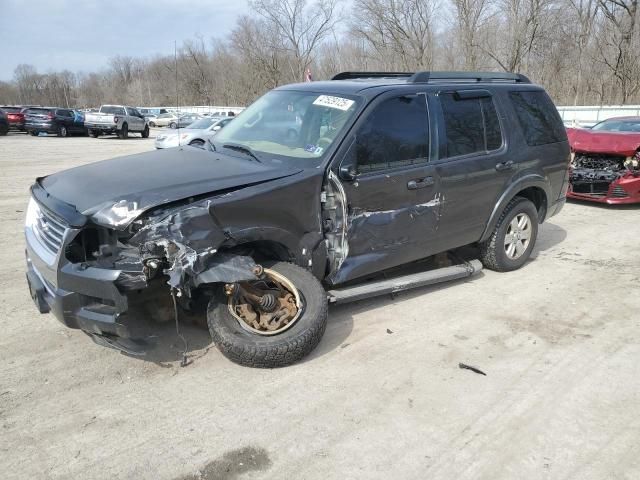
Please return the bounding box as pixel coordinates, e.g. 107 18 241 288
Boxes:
504 213 531 259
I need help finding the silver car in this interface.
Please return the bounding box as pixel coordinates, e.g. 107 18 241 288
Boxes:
154 117 233 149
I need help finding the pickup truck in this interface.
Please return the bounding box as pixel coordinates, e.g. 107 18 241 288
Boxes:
85 105 150 139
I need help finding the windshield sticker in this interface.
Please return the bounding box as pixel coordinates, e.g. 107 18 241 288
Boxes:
314 146 324 155
313 95 355 111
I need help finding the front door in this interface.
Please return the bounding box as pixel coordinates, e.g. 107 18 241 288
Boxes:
330 92 442 285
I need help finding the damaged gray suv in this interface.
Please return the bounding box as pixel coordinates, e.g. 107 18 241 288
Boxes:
25 71 570 367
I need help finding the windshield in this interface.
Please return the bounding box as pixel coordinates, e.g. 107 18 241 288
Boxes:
188 118 215 129
213 90 360 161
592 119 640 132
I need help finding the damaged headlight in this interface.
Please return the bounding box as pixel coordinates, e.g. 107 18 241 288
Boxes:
91 200 145 228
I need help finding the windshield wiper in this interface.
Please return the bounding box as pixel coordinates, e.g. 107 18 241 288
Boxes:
222 143 262 163
207 138 216 152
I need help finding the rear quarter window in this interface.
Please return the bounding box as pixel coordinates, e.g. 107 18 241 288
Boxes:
509 91 566 146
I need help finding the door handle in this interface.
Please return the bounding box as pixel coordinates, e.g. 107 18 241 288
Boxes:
495 160 514 171
407 176 434 190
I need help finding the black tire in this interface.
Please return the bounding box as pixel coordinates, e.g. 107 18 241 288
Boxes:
169 122 177 129
149 121 156 128
57 125 68 137
207 261 328 368
479 196 539 272
29 130 38 136
189 139 205 149
141 125 150 138
0 126 8 136
90 130 100 138
118 123 128 139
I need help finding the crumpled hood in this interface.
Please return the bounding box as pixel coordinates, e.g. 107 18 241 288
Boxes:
38 146 302 228
567 127 640 156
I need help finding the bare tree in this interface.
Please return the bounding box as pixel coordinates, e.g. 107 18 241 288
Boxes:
249 0 338 81
452 0 492 69
597 0 639 102
352 0 440 70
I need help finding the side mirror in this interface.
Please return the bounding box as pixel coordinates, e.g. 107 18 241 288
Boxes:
212 125 221 131
339 164 358 181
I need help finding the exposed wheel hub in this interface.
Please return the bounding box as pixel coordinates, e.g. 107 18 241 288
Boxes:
225 268 303 335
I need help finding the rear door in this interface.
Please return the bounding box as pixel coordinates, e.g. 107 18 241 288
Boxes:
429 89 512 249
331 91 440 284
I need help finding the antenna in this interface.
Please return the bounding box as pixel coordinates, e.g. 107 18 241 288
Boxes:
175 40 180 143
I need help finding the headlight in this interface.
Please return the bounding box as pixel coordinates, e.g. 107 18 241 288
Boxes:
25 197 40 228
92 200 144 227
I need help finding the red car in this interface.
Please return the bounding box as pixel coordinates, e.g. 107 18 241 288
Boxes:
0 106 26 132
566 116 640 204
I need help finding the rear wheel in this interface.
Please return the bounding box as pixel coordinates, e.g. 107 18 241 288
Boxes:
149 121 156 127
207 261 328 368
29 130 38 136
141 125 150 138
118 123 128 139
479 197 539 272
169 122 177 129
58 125 68 137
90 130 100 138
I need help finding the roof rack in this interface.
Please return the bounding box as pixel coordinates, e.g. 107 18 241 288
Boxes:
331 71 531 84
331 72 413 81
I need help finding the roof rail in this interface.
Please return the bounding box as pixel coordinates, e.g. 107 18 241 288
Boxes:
409 71 531 83
331 71 531 84
331 72 413 81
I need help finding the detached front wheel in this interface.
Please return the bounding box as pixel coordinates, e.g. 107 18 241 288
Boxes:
207 261 328 368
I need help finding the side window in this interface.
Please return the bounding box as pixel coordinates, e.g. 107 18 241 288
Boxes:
509 91 566 146
439 93 503 158
355 95 429 173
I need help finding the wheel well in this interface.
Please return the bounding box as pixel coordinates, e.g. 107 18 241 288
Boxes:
223 241 295 264
516 186 547 221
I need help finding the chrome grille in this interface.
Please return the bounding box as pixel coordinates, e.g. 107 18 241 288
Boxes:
33 204 68 254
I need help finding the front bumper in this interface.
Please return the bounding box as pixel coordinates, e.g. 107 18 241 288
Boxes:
568 174 640 204
25 222 138 339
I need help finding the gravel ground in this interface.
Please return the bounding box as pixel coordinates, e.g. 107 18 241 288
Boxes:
1 131 639 480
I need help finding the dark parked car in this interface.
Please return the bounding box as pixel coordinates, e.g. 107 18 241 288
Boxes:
0 106 26 131
24 71 569 368
0 109 9 135
24 107 87 137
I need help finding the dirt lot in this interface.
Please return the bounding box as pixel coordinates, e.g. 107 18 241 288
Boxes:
1 131 639 480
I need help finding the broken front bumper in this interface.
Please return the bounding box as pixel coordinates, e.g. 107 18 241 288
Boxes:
568 174 640 204
25 223 138 339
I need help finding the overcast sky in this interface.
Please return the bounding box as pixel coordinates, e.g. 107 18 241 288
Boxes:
0 0 249 81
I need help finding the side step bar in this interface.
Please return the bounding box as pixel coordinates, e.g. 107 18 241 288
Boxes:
327 259 483 304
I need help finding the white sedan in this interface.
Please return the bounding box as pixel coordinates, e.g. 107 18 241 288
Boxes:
154 117 234 149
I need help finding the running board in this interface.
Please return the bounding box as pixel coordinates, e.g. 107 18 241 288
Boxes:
327 259 483 304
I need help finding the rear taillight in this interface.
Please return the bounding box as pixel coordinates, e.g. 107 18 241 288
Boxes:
47 112 55 119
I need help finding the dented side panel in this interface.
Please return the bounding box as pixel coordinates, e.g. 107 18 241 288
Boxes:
327 164 442 285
